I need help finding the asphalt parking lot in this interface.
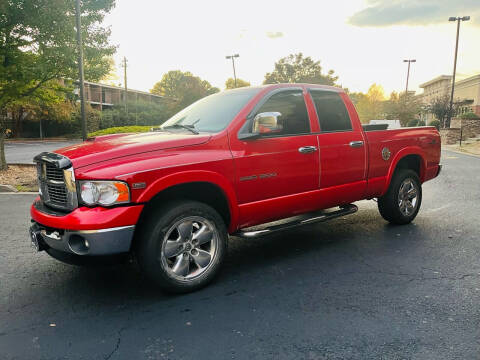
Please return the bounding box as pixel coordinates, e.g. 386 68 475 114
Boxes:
4 140 80 164
0 150 479 359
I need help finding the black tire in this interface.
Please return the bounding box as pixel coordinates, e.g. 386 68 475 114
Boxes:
378 169 422 225
135 200 227 293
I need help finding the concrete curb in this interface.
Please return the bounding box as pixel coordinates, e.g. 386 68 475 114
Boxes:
5 139 81 143
0 184 18 193
0 191 37 195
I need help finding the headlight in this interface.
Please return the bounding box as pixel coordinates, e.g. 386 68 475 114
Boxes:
79 181 130 206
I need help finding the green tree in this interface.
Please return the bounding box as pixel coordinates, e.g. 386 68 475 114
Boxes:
354 84 385 123
428 94 457 128
0 0 116 169
263 53 338 85
225 78 250 89
151 70 219 112
383 91 422 127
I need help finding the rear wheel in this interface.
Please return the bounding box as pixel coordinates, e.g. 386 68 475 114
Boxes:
135 200 227 293
378 169 422 225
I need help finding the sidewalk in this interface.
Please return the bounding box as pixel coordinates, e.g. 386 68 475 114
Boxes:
444 144 480 158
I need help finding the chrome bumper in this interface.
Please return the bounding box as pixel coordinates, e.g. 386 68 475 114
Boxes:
30 222 135 256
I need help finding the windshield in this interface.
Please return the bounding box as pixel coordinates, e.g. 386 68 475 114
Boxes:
160 87 261 133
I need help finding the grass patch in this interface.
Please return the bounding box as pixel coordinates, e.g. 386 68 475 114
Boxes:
15 184 37 192
88 126 154 137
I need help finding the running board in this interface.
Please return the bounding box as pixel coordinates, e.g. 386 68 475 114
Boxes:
234 204 358 239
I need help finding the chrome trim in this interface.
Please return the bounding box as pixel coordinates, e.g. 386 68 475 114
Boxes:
349 141 364 148
32 223 135 255
235 204 358 239
34 152 72 169
78 225 135 234
40 229 61 241
298 146 318 153
35 152 78 211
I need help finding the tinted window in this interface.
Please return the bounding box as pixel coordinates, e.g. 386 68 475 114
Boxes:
310 90 352 132
161 87 261 133
255 90 310 136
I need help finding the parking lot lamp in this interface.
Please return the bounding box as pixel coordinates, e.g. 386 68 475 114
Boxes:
447 16 470 128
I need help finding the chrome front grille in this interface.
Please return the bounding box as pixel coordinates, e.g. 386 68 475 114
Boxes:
45 163 65 182
34 152 78 212
46 183 68 206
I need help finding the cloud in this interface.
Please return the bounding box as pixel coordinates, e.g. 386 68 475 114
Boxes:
266 31 284 39
349 0 480 27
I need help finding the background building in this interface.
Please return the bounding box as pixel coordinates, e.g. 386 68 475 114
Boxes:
418 74 480 123
75 81 169 111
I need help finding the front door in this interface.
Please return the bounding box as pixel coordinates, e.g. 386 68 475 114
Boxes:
229 89 320 222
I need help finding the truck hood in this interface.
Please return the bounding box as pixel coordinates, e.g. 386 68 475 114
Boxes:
55 132 212 168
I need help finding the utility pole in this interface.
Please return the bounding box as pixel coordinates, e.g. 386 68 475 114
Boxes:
226 54 240 87
447 16 470 128
403 59 416 96
123 56 128 115
74 0 87 141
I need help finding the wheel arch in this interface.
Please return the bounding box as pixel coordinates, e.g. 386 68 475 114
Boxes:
382 147 426 194
135 171 239 235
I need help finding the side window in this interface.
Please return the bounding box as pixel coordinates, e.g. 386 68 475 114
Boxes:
255 90 310 136
310 90 352 132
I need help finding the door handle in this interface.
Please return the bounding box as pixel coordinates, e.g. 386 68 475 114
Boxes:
298 146 318 154
349 141 364 148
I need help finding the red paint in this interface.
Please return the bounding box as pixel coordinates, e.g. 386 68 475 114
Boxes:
32 84 441 234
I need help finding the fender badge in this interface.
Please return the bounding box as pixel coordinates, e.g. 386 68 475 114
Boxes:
132 182 146 189
382 147 391 161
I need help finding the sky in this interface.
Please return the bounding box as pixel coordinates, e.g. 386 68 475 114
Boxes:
103 0 480 96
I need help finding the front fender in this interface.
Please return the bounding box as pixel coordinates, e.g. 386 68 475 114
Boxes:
382 146 427 194
136 170 239 233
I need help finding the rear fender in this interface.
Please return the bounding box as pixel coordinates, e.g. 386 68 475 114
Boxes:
382 147 427 195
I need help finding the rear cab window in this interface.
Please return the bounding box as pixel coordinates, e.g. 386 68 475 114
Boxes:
309 90 352 133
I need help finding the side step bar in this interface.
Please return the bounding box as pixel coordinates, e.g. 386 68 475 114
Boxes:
234 204 358 239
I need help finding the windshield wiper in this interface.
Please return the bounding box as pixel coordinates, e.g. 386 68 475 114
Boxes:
162 124 199 134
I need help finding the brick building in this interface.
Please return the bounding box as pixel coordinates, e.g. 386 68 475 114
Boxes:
76 81 170 111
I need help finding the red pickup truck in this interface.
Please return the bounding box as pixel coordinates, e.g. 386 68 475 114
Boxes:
30 84 441 292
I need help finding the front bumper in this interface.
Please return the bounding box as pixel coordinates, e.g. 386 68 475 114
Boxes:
30 197 144 256
30 222 135 255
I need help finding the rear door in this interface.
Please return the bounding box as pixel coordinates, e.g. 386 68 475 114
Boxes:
308 89 367 201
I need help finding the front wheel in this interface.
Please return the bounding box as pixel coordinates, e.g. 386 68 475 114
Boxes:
135 200 227 293
378 169 422 225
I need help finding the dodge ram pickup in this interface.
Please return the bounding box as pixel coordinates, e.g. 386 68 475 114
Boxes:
30 83 441 293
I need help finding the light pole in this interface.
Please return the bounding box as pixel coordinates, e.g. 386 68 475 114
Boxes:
403 59 416 96
447 16 470 128
123 56 128 115
74 0 87 141
226 54 239 87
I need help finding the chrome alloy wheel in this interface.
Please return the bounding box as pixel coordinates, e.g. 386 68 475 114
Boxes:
398 178 419 216
160 216 219 280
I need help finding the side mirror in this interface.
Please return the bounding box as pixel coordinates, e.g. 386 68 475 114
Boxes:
252 112 283 135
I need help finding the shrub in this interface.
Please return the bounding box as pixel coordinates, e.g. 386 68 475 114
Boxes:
88 125 152 137
428 120 441 130
407 119 419 127
460 112 480 120
417 120 426 126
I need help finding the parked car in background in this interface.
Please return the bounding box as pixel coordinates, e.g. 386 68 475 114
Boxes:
369 119 402 129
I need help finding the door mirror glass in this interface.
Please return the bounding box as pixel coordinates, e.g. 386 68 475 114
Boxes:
252 112 283 135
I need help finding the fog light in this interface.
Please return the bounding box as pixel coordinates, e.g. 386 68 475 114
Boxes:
68 235 90 255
